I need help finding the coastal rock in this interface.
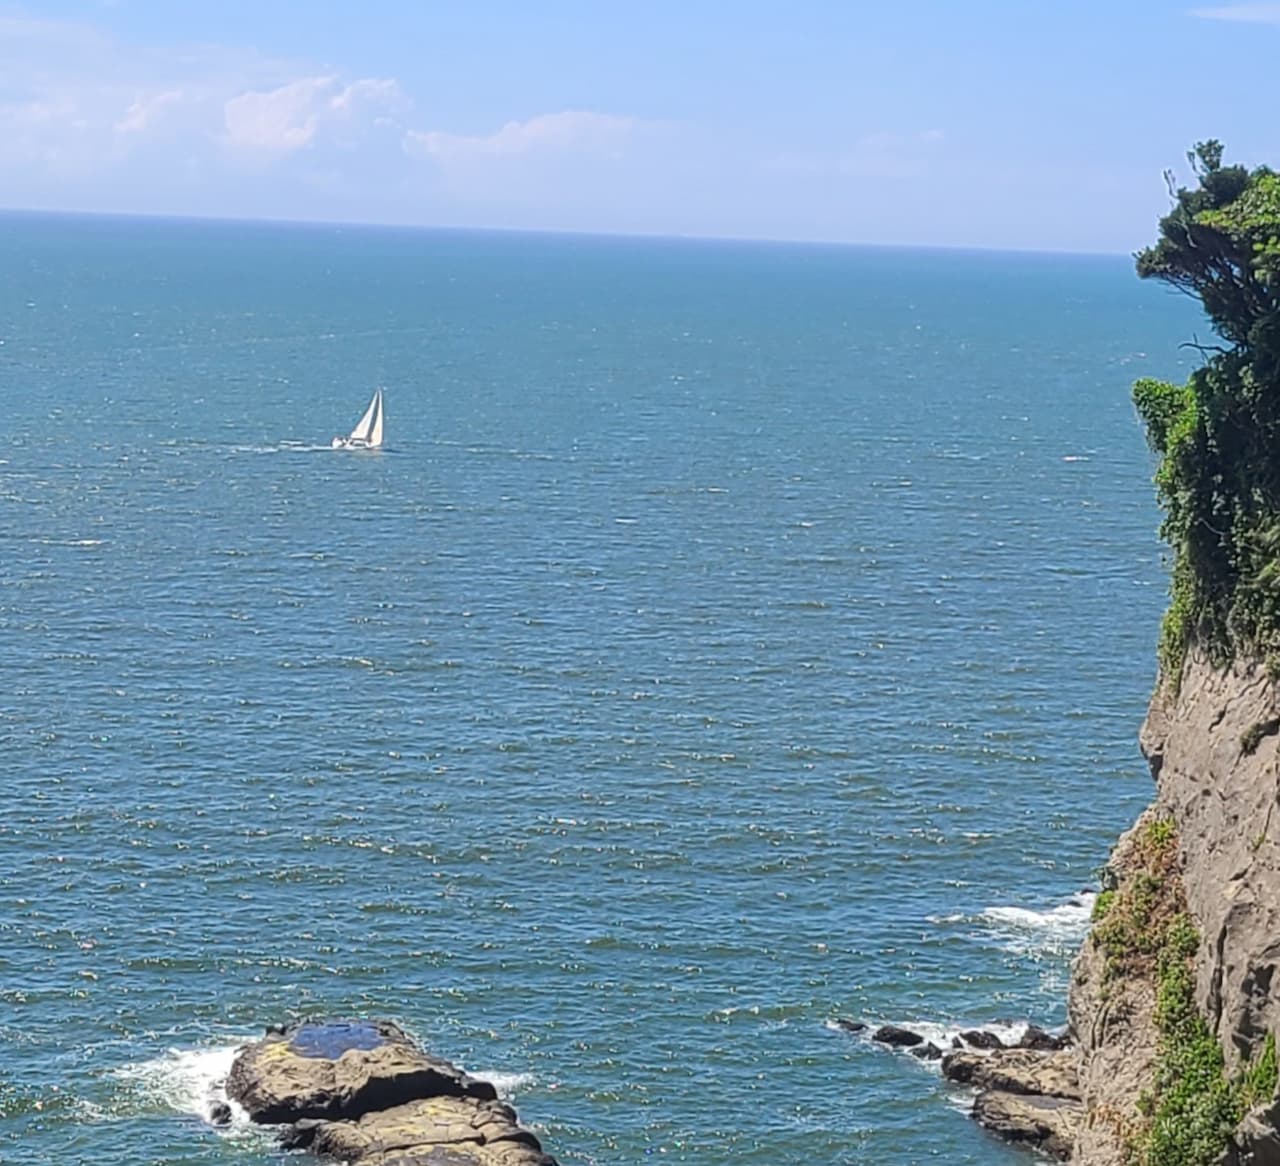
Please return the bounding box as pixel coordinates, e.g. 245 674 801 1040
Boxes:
292 1097 555 1166
225 1020 553 1165
1237 1101 1280 1166
227 1019 497 1125
831 1018 866 1034
959 1029 1005 1051
972 1089 1080 1161
1018 1024 1069 1051
909 1042 944 1061
870 1025 924 1048
942 1048 1080 1100
942 1046 1081 1157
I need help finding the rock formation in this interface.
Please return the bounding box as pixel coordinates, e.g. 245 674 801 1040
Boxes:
1065 654 1280 1164
225 1019 557 1166
941 1047 1081 1160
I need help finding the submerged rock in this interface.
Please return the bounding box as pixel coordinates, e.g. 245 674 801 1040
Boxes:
871 1024 924 1048
226 1020 555 1165
908 1042 944 1061
831 1018 867 1034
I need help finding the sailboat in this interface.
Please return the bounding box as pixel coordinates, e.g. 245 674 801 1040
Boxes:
332 388 385 450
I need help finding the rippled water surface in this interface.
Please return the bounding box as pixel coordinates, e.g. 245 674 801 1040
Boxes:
0 216 1203 1164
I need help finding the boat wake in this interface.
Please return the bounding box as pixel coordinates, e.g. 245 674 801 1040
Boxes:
227 442 337 455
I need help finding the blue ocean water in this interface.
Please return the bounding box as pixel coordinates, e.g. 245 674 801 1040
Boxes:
0 215 1202 1164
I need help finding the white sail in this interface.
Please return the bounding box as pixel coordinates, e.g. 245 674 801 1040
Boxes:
333 388 384 449
366 388 384 448
347 389 382 445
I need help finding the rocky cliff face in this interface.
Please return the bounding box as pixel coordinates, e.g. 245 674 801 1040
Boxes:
1069 807 1163 1165
1069 654 1280 1164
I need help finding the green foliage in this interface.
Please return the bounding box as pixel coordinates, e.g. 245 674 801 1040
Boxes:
1133 378 1195 456
1141 917 1276 1166
1146 817 1177 853
1133 143 1280 681
1145 920 1239 1166
1094 869 1167 969
1239 1032 1278 1110
1100 815 1278 1165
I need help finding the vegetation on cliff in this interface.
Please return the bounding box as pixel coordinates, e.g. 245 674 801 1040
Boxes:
1092 817 1279 1165
1132 141 1280 682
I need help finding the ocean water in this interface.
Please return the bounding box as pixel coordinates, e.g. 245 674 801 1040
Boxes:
0 215 1203 1165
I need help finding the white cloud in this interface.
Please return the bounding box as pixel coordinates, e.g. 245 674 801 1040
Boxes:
405 111 638 162
1190 3 1280 22
223 75 339 152
114 89 187 135
223 75 410 154
0 15 658 228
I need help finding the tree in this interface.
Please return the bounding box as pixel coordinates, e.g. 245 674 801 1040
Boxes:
1132 143 1280 680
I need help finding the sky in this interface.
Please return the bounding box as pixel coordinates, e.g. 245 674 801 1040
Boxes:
1 1 1279 252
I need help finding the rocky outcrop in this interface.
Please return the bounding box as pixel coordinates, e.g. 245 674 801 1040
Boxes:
943 1048 1080 1100
942 1047 1082 1159
974 1091 1079 1161
226 1020 556 1166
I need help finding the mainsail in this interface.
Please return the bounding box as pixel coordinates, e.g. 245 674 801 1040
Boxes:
344 388 384 449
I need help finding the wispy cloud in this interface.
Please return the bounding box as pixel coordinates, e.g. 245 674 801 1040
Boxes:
1190 3 1280 23
405 111 638 163
766 129 946 180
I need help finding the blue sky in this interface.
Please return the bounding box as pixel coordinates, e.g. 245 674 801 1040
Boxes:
2 1 1279 251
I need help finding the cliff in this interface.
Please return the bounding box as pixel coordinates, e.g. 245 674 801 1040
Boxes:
1068 654 1280 1165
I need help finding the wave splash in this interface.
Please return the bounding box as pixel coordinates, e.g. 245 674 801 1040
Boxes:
978 890 1096 956
109 1041 534 1126
112 1043 248 1128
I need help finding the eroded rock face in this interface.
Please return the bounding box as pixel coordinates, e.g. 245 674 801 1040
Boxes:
1140 656 1280 1070
226 1020 555 1166
1067 809 1163 1166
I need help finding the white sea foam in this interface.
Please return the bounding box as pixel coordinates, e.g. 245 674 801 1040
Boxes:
112 1043 249 1129
979 891 1095 955
112 1041 533 1124
480 1070 536 1098
828 1017 1039 1073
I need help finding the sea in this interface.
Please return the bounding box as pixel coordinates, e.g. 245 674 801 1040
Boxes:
0 213 1204 1164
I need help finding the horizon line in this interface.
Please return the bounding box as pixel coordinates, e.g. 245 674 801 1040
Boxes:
0 204 1137 261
